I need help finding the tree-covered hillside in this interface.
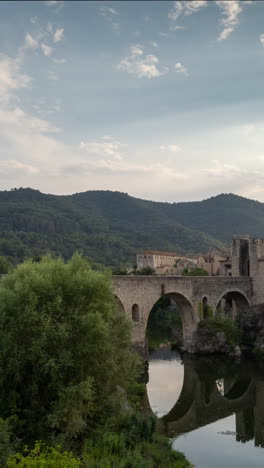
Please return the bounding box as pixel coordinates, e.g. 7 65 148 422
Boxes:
0 188 263 267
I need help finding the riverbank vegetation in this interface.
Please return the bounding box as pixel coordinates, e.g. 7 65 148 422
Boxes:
0 255 191 467
146 296 183 350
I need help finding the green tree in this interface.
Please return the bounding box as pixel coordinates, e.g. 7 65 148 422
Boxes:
7 442 81 468
182 267 208 276
0 255 140 445
0 256 12 274
135 267 155 275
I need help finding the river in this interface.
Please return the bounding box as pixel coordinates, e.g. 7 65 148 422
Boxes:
146 346 264 468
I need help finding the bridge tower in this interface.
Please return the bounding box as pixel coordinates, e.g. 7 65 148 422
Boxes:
231 236 264 277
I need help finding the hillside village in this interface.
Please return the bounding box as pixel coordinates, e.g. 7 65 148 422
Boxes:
136 235 264 278
136 249 230 276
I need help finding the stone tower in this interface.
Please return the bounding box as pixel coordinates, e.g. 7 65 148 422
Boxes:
231 236 264 277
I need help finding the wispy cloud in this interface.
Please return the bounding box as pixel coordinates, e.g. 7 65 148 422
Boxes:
216 1 243 41
80 136 125 160
168 0 252 42
160 145 181 153
99 5 120 31
216 1 253 41
24 33 38 49
175 62 189 76
53 28 64 43
169 1 207 21
43 1 64 12
0 160 39 175
41 44 53 56
52 57 66 64
117 45 169 79
260 34 264 46
0 53 31 103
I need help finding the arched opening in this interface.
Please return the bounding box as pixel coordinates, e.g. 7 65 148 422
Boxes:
215 290 250 320
202 296 212 319
146 293 196 352
132 303 140 322
114 295 125 315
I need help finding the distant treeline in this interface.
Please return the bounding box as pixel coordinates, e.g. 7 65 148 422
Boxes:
0 187 263 267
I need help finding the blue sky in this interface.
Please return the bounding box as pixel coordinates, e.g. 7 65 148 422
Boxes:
1 0 264 202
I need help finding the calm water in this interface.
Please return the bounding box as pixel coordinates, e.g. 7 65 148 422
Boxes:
147 346 264 468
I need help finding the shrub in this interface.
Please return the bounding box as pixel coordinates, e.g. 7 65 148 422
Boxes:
0 255 140 445
7 442 81 467
198 316 240 349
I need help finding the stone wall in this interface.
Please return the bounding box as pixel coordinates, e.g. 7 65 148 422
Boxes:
112 275 253 352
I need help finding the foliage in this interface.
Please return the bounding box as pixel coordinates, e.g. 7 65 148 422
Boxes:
0 256 13 274
135 267 155 276
197 316 241 349
112 267 128 275
0 418 19 465
0 188 226 266
253 347 264 360
7 429 192 468
0 254 140 445
7 442 81 467
0 254 192 468
146 296 183 349
82 414 192 468
182 267 208 276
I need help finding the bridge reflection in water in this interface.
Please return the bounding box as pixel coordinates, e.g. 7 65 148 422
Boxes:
146 348 264 449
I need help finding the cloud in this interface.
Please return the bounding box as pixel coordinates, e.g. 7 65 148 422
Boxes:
216 1 250 41
43 0 63 8
52 57 66 64
260 34 264 46
168 0 252 42
175 62 189 76
169 25 185 32
0 54 31 103
44 1 58 5
43 1 64 13
99 5 120 31
169 1 207 21
160 145 181 153
24 33 38 49
0 160 39 175
53 28 64 43
41 44 53 56
117 45 169 79
80 137 125 160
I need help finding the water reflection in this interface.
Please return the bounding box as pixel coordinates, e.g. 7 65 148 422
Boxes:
146 347 264 468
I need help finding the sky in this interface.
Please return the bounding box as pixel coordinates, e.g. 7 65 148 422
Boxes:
1 0 264 202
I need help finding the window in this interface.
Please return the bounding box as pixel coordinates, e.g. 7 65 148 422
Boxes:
132 304 140 322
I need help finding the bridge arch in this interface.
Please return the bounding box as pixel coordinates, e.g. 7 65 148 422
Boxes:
147 292 197 350
214 288 251 318
114 295 125 315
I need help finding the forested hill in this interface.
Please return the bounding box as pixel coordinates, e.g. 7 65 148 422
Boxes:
0 188 263 267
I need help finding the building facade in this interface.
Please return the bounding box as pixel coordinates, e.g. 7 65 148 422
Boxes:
136 251 196 275
197 251 228 276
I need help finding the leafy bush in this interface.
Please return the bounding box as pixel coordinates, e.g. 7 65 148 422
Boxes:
182 268 208 276
0 255 140 445
7 442 81 467
198 316 240 349
134 267 155 276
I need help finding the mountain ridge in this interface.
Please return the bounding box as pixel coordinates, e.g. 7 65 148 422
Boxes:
0 188 263 266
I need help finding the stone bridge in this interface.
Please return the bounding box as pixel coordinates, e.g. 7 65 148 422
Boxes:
112 276 254 351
